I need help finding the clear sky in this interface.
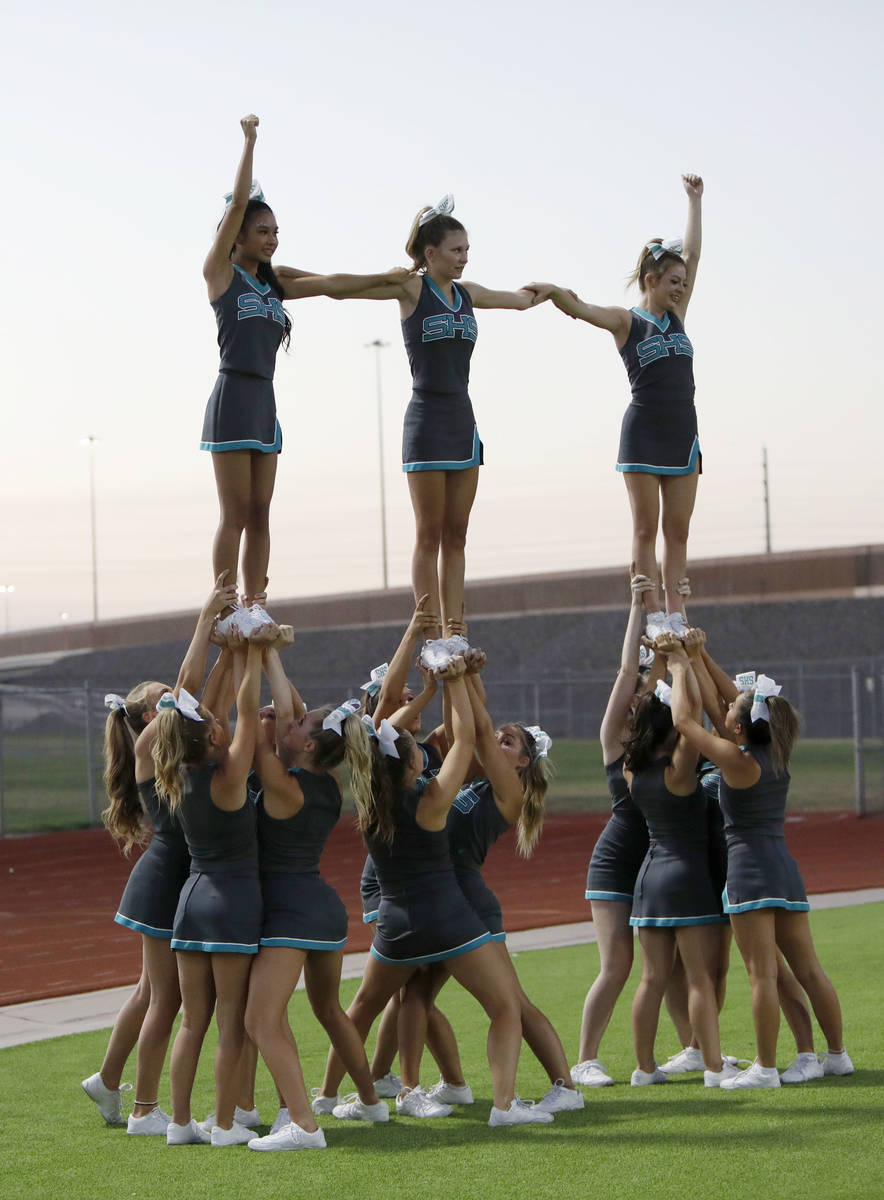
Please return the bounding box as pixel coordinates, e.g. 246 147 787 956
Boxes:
2 0 882 631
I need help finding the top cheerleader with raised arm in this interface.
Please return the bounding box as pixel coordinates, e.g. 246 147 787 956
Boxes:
531 175 704 638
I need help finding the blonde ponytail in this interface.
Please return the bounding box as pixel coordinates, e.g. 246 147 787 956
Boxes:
517 756 553 857
152 708 210 812
102 680 167 853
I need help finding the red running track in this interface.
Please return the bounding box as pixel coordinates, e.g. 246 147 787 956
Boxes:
1 812 882 1006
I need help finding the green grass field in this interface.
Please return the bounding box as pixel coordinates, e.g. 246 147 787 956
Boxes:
2 904 881 1200
3 735 879 834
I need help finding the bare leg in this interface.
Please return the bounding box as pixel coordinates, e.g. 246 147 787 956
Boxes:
776 949 814 1053
320 957 414 1098
632 928 675 1073
240 451 277 603
731 910 780 1067
578 900 634 1061
98 961 150 1090
486 942 573 1086
623 472 663 611
131 937 180 1116
438 467 480 631
663 950 693 1049
211 451 253 597
369 994 401 1080
445 943 522 1111
426 999 466 1086
237 1037 258 1112
407 471 445 630
304 951 380 1105
398 968 435 1090
674 926 724 1072
169 951 215 1126
659 469 699 614
210 953 254 1130
244 947 317 1131
775 911 845 1051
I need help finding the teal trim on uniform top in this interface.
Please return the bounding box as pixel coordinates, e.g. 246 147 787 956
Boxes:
723 889 810 915
403 428 481 473
426 276 462 312
370 929 491 966
114 913 173 939
629 913 728 928
632 306 670 332
616 436 700 476
362 910 379 923
201 421 283 455
585 890 633 903
170 937 260 954
234 264 271 295
260 935 348 951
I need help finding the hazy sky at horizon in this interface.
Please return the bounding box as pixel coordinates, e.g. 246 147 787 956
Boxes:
2 0 882 633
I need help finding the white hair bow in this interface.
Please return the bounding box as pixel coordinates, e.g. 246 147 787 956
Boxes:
322 698 362 736
733 670 757 691
223 178 265 206
639 645 655 670
156 688 203 722
104 694 128 713
750 674 782 723
647 237 684 261
362 715 400 759
655 680 673 707
521 724 552 759
360 663 389 698
419 193 455 227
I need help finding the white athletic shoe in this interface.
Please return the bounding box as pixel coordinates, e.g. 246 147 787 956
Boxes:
488 1097 554 1126
704 1061 742 1088
127 1105 171 1135
372 1073 403 1099
666 611 690 639
720 1062 781 1090
780 1053 824 1083
570 1059 614 1087
419 635 470 671
269 1107 290 1135
821 1049 855 1076
248 1122 327 1152
210 1121 254 1147
645 611 669 641
659 1047 706 1074
310 1088 340 1115
331 1094 390 1123
630 1067 668 1086
395 1086 452 1118
427 1079 475 1105
166 1119 211 1146
535 1080 585 1113
200 1105 260 1134
81 1073 131 1125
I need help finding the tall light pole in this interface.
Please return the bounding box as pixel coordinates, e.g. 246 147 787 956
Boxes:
762 444 772 554
365 340 390 589
0 585 14 633
80 436 100 621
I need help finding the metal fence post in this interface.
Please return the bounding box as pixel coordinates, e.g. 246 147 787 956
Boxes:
85 681 99 826
851 666 865 817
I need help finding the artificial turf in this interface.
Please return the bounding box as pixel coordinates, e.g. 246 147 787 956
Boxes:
2 903 881 1200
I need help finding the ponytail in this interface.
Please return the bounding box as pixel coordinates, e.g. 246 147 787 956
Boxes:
342 715 412 847
405 209 466 272
152 706 211 812
512 725 553 858
623 693 674 773
101 680 167 854
626 239 684 292
734 691 801 775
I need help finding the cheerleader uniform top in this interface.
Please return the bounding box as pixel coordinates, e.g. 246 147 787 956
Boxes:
256 769 342 873
401 277 477 396
175 763 258 872
717 747 789 837
447 779 510 875
211 265 287 381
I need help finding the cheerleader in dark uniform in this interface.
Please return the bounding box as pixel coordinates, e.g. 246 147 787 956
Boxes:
316 658 553 1127
203 114 413 609
147 630 271 1146
340 196 545 634
623 637 736 1088
669 646 852 1089
82 575 237 1131
529 175 704 636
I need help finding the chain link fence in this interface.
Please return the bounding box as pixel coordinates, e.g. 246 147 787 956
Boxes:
1 659 882 835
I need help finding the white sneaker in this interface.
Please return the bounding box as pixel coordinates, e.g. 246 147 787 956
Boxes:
780 1053 824 1083
395 1086 452 1118
81 1073 131 1125
631 1067 668 1086
331 1093 390 1123
488 1097 554 1126
127 1105 171 1135
645 611 669 641
310 1088 340 1115
372 1072 403 1099
570 1059 614 1087
166 1119 211 1146
216 606 273 639
659 1047 706 1074
821 1049 854 1076
704 1061 742 1088
666 611 690 638
248 1122 327 1152
419 635 469 670
720 1062 781 1090
535 1080 585 1113
211 1120 254 1146
200 1105 260 1134
427 1079 474 1105
269 1107 290 1135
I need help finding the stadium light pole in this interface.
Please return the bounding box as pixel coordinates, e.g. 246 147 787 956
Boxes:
365 340 390 589
80 436 100 622
0 585 14 633
762 444 772 554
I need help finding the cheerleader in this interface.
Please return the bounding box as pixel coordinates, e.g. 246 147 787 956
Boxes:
316 659 553 1126
669 644 852 1088
529 176 704 636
